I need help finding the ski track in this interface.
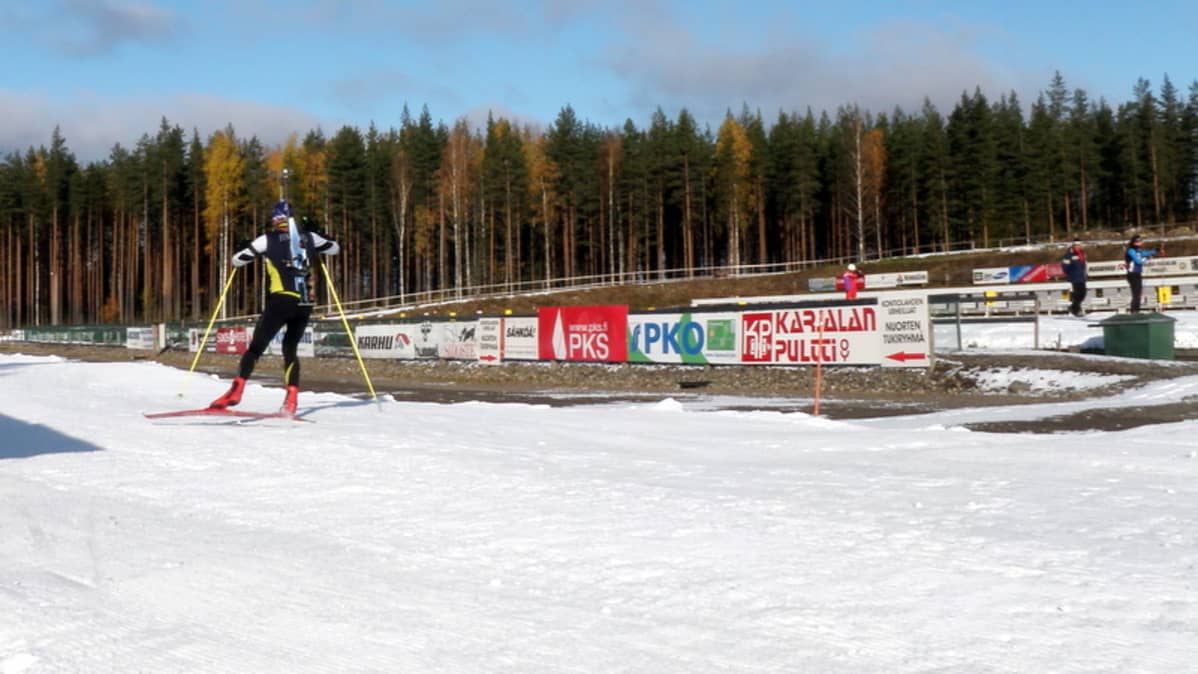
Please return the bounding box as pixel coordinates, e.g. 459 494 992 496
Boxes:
2 355 1198 671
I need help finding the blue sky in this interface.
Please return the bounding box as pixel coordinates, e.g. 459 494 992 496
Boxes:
1 0 1195 162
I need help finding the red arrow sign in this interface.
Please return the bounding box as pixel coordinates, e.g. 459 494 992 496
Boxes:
478 354 498 362
886 351 926 362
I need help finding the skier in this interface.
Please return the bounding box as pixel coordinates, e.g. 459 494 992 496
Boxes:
1060 240 1088 316
1124 234 1158 314
209 200 340 414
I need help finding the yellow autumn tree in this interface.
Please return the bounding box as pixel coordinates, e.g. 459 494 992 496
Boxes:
265 133 309 208
862 127 887 257
298 141 328 225
203 127 245 312
714 115 752 270
203 127 244 252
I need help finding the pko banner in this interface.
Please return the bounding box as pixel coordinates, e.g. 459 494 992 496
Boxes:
627 312 739 364
538 305 628 362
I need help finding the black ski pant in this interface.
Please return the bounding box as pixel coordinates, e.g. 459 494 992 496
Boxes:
1069 282 1087 315
1127 272 1144 313
238 293 312 386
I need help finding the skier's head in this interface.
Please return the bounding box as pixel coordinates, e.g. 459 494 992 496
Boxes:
1072 239 1082 249
272 200 292 228
1130 234 1143 247
847 263 857 272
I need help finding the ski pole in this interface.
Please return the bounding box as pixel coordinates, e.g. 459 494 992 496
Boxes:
179 267 238 398
318 260 378 402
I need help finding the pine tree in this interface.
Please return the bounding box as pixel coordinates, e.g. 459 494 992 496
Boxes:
185 129 206 320
43 127 78 324
918 99 951 251
991 93 1030 241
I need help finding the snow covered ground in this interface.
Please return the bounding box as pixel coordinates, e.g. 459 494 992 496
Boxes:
3 312 1198 672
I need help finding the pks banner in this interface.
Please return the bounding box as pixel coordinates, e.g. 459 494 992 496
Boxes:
537 305 628 362
214 326 250 354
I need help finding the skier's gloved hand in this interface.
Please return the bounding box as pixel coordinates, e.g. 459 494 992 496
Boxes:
235 238 252 252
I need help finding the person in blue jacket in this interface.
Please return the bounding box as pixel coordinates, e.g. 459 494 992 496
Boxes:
1061 240 1088 316
1124 234 1158 313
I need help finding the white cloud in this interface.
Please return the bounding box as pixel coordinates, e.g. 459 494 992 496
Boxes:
33 0 186 56
0 90 325 162
600 10 1046 125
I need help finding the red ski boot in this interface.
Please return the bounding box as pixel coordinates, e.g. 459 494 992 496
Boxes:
281 385 299 416
209 377 246 409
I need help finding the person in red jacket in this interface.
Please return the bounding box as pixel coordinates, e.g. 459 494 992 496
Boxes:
841 263 864 300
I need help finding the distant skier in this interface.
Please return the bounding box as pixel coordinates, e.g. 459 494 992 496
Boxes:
1124 234 1158 313
209 200 340 414
1061 240 1088 316
840 263 864 300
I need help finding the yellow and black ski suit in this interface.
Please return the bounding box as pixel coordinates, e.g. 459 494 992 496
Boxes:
230 225 340 386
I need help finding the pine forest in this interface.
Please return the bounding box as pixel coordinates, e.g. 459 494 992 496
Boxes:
1 73 1196 328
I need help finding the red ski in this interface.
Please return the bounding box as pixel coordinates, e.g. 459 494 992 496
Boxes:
143 407 310 422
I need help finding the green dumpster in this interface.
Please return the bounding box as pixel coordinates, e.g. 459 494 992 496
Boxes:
1099 312 1176 360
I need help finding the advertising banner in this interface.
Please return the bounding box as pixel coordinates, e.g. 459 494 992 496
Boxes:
811 270 928 292
537 305 628 362
627 312 739 364
265 326 315 357
411 321 442 360
974 264 1062 284
1086 260 1123 277
188 328 206 352
125 326 155 350
501 316 539 361
978 255 1198 283
737 300 929 368
214 326 250 354
477 318 502 364
877 293 931 368
353 324 420 359
1088 255 1198 277
972 267 1010 284
438 321 478 360
740 306 880 365
1008 264 1058 283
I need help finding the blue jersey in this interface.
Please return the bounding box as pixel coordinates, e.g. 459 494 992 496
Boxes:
1124 246 1157 274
